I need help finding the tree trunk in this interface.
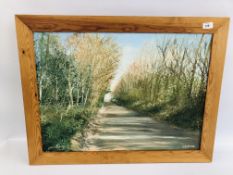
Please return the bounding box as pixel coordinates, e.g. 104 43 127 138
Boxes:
68 80 74 107
55 77 58 102
76 87 80 105
45 34 50 69
188 59 197 98
39 34 50 103
39 78 43 102
84 88 90 106
188 35 204 98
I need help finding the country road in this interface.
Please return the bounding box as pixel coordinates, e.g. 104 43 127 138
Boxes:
72 104 201 151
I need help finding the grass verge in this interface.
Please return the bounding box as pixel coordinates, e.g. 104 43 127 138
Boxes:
40 105 95 151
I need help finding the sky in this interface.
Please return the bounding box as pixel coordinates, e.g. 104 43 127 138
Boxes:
100 33 212 91
34 32 212 92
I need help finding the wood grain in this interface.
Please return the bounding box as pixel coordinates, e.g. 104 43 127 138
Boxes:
15 16 43 164
15 15 230 165
16 15 228 33
200 18 230 160
35 150 210 164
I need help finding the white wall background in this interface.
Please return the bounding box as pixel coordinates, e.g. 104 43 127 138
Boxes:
0 0 232 174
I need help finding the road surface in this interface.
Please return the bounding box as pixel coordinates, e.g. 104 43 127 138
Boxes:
72 104 200 151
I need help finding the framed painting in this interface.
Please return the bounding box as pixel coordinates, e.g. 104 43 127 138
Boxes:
15 15 229 164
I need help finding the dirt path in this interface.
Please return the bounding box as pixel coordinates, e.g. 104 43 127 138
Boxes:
72 104 200 151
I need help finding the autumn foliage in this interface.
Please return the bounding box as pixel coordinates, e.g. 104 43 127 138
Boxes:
34 33 121 151
113 34 211 129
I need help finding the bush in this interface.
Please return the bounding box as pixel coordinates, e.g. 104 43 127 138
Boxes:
113 94 205 130
40 106 93 151
164 104 204 129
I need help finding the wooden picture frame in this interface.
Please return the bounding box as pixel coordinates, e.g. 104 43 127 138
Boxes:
15 15 229 165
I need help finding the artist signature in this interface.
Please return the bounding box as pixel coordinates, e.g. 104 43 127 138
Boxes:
182 145 196 149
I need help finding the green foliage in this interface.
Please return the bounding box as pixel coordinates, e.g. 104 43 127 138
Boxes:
34 33 121 151
115 91 205 129
165 103 204 130
113 34 211 130
40 106 93 151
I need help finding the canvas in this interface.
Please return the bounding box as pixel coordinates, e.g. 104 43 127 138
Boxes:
34 32 212 152
16 15 229 164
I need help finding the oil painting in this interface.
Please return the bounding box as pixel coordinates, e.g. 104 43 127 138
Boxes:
34 32 212 152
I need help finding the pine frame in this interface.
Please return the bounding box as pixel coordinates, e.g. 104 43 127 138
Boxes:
15 15 229 165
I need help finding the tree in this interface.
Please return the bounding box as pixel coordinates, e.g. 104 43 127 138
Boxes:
113 34 211 129
67 33 121 107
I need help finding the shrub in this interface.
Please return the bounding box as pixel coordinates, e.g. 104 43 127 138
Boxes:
40 106 93 151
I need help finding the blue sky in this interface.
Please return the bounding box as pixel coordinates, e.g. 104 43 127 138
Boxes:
35 32 211 51
34 32 212 91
